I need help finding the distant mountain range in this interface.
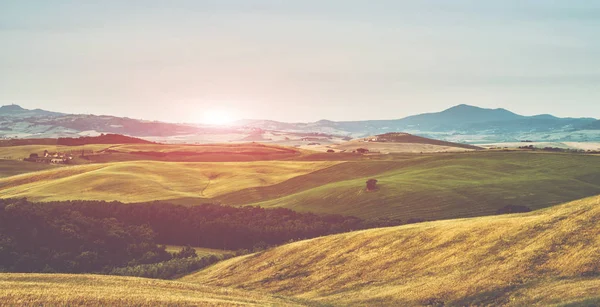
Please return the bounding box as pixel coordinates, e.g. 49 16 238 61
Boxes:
1 104 599 143
237 104 600 143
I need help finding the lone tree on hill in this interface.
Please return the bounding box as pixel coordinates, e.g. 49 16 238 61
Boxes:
366 179 378 191
356 148 369 154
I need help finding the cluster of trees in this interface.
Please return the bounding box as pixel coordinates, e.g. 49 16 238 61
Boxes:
57 134 153 146
51 200 403 249
0 199 171 273
0 199 403 274
518 145 599 154
108 253 232 279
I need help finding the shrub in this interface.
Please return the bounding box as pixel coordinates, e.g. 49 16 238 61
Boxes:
366 179 378 191
174 246 197 259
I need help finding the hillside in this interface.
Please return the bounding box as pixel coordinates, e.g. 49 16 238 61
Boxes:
332 132 481 153
181 195 600 306
0 160 340 203
2 152 599 222
0 274 307 306
0 159 59 178
249 152 600 220
0 143 302 163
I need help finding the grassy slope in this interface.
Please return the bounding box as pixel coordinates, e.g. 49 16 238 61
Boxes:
0 274 308 306
0 160 340 203
181 195 600 306
1 151 599 223
249 152 600 220
0 159 60 178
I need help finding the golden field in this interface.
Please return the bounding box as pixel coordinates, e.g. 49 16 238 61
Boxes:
0 160 340 203
0 274 308 306
182 195 600 306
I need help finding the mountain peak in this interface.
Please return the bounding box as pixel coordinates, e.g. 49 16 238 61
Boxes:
0 104 64 117
0 104 26 111
444 104 510 113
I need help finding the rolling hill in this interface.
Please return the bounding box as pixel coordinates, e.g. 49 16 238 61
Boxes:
0 142 302 163
0 274 308 306
245 152 600 220
0 160 340 203
332 132 481 153
0 159 60 178
181 195 600 306
1 151 599 223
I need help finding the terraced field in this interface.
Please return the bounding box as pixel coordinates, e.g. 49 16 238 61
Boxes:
0 274 308 306
182 195 600 306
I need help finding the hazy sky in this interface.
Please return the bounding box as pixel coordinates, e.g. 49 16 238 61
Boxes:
1 1 599 123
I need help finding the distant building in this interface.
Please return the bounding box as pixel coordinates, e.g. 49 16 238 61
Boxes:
24 151 71 164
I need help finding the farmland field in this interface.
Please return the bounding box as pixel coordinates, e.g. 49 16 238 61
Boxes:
248 152 600 220
1 150 599 223
182 195 600 306
0 159 60 178
0 144 110 160
0 274 307 306
0 160 340 203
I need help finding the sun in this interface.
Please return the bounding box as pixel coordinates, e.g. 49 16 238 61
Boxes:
202 108 236 125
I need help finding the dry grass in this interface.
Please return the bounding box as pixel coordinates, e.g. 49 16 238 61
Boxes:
0 159 59 178
0 273 307 306
0 160 340 203
182 195 600 306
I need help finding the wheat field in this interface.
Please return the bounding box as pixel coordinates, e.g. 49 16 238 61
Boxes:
0 273 308 306
182 195 600 306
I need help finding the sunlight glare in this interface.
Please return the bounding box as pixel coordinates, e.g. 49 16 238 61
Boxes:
202 108 236 125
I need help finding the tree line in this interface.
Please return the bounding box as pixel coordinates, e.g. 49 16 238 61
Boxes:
0 199 403 274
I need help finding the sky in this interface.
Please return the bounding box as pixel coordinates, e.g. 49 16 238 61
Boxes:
1 0 599 123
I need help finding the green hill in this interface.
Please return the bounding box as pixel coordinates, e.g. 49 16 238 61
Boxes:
2 151 599 223
246 152 600 220
181 195 600 306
